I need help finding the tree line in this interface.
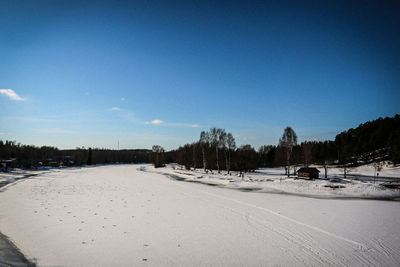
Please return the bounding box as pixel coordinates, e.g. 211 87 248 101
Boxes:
0 140 151 168
160 126 305 174
335 114 400 163
154 114 400 173
1 114 399 170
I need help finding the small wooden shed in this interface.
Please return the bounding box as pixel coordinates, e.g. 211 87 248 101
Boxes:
297 167 320 180
0 159 14 172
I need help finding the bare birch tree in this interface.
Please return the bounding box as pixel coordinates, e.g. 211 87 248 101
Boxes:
279 127 298 177
210 127 223 173
226 132 236 174
199 131 209 172
219 130 227 173
192 142 197 170
152 145 165 168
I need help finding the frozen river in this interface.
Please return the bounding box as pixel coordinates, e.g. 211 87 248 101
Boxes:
0 164 399 266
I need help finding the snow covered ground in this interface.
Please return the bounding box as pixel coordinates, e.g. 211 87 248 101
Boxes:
0 164 400 266
310 162 400 179
149 164 400 199
0 169 43 187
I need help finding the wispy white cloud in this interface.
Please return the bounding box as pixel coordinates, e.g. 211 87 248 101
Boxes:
34 128 77 134
235 133 257 142
115 112 198 128
145 119 163 125
299 131 338 141
120 112 137 122
0 89 25 101
242 136 257 141
120 97 125 101
166 122 200 128
1 116 57 123
144 120 201 128
109 107 138 123
0 116 99 124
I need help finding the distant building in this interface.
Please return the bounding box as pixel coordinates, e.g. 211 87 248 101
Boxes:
0 159 15 172
297 167 320 180
48 161 60 167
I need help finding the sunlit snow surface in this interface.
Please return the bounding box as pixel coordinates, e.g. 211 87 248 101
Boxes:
0 164 400 266
152 164 400 199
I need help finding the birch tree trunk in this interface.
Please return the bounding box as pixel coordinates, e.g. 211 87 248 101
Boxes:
202 147 207 172
227 150 231 174
224 149 228 174
287 148 290 177
192 145 196 170
216 146 220 173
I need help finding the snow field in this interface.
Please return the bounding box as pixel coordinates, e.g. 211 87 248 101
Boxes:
149 164 400 199
0 164 399 266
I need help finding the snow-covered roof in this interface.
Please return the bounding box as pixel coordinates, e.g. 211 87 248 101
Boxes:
297 167 320 173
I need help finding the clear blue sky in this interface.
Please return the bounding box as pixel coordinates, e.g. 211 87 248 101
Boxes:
1 0 399 150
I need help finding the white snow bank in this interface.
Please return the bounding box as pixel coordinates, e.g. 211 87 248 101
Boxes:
310 162 400 178
0 169 44 186
148 165 400 199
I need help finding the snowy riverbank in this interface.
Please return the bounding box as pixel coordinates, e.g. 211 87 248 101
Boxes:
146 164 400 200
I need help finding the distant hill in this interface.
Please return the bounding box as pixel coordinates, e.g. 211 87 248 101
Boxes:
335 114 400 163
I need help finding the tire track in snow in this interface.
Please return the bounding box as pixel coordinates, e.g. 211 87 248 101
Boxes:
167 179 354 266
172 182 379 266
145 168 386 266
146 168 366 250
221 205 342 266
184 185 367 250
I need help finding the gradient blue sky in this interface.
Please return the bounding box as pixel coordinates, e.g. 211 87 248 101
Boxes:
1 0 399 150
